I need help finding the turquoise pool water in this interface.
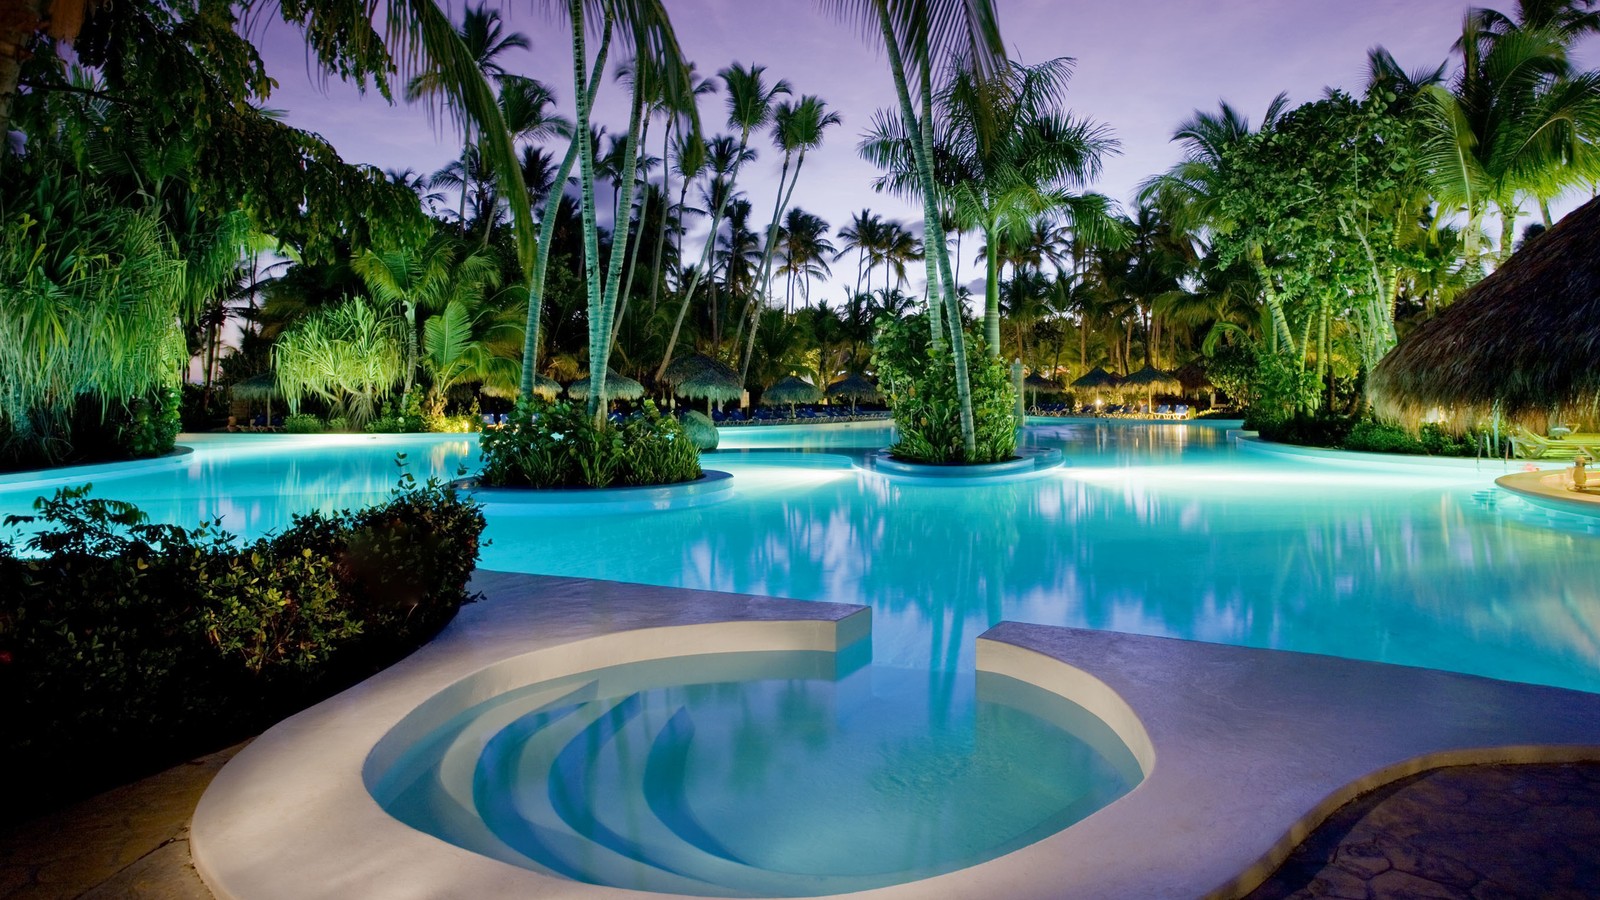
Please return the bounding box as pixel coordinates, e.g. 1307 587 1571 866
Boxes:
370 651 1140 896
4 423 1598 688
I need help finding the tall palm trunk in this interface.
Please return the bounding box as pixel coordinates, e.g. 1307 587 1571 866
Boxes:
518 24 612 399
647 119 674 314
656 136 754 381
590 57 647 421
566 0 606 417
983 223 1001 354
737 148 794 382
903 32 976 456
610 113 653 354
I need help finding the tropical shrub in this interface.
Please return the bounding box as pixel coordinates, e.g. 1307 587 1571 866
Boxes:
0 471 483 819
1343 422 1481 457
284 413 328 434
478 401 701 488
873 315 1016 464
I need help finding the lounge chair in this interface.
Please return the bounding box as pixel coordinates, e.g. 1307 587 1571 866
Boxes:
1509 427 1600 459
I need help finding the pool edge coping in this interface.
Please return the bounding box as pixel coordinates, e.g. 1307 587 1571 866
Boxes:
191 573 1600 900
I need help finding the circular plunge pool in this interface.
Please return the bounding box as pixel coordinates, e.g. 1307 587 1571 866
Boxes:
365 650 1141 897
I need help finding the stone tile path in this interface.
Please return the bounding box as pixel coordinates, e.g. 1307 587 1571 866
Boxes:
0 743 244 900
4 749 1597 899
1250 762 1600 899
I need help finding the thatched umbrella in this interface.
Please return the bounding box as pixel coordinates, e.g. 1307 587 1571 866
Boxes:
566 368 644 403
826 373 880 414
1070 366 1120 407
528 373 561 402
1371 195 1600 432
661 352 743 415
1119 365 1180 413
230 372 279 425
1024 371 1062 408
762 375 822 417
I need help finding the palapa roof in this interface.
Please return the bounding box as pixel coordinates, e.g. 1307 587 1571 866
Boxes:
528 373 561 401
1370 195 1600 428
1070 366 1121 390
762 375 822 406
229 372 280 400
660 353 743 402
1024 372 1063 393
566 368 644 401
826 373 881 401
1119 365 1180 391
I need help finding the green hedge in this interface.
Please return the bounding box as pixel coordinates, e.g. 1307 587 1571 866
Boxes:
0 470 484 820
1257 413 1487 457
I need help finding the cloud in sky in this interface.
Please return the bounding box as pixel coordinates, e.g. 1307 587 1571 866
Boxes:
257 1 1595 301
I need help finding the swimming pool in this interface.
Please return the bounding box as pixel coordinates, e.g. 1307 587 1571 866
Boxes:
4 422 1597 691
18 421 1600 894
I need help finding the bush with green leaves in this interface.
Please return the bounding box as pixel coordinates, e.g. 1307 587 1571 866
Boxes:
0 469 483 819
1342 422 1482 457
478 400 701 489
873 315 1016 464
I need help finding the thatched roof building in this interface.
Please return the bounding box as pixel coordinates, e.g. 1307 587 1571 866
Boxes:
566 368 644 401
229 372 280 400
1370 195 1600 429
1024 372 1063 394
1119 365 1179 393
661 353 742 401
1070 366 1120 390
528 373 561 401
826 373 881 401
762 375 822 406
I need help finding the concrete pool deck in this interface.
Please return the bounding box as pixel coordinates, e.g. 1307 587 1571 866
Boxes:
175 569 1600 900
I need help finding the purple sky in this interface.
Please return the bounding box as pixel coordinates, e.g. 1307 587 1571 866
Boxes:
257 1 1596 298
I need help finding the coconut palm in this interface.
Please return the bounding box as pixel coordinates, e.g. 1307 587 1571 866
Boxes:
740 94 844 380
1416 9 1600 269
405 3 529 102
646 66 718 317
935 57 1119 355
835 209 884 299
352 235 499 394
1140 94 1295 354
777 209 837 311
656 62 790 382
823 0 1008 456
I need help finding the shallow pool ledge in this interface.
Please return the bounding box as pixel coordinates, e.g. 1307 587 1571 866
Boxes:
190 571 866 900
971 623 1600 899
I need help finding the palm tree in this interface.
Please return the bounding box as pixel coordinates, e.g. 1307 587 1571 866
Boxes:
934 57 1119 355
644 64 717 318
656 61 790 382
405 3 529 102
776 208 837 311
1140 94 1295 354
823 0 1009 457
352 234 499 394
740 94 844 381
1417 8 1600 268
656 132 753 375
834 209 883 300
878 220 922 293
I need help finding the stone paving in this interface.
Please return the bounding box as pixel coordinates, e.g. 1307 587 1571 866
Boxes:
4 747 1599 898
1250 762 1600 899
0 743 243 900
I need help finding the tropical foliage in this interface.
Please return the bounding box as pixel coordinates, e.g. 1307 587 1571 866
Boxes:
478 400 700 488
0 472 484 820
